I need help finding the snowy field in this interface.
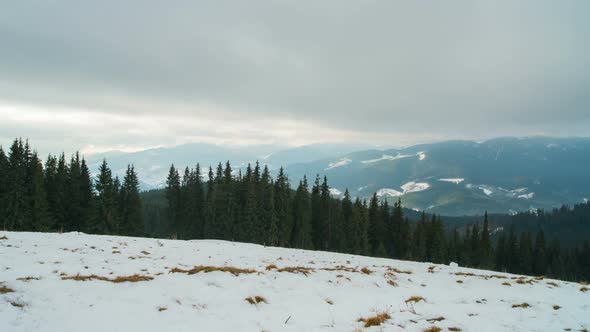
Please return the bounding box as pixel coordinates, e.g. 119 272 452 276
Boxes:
1 231 588 332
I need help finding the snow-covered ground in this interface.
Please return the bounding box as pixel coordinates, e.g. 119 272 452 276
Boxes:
1 232 588 332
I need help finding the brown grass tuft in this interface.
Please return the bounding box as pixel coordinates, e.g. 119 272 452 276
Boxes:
581 286 589 292
157 306 168 311
456 280 463 284
170 265 257 276
502 282 511 286
448 327 462 331
0 285 15 294
405 296 426 303
265 264 277 271
428 266 436 273
387 280 398 287
325 298 333 305
358 312 391 328
423 326 442 332
553 305 561 310
546 281 559 287
10 301 25 308
245 296 267 305
61 273 153 283
360 267 373 275
275 266 315 276
427 316 445 323
16 276 41 282
387 266 412 274
512 303 531 308
112 250 121 254
0 235 8 240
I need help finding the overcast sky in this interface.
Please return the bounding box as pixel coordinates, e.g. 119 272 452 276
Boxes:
1 1 589 156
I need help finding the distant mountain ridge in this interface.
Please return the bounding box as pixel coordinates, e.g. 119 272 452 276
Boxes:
284 137 590 216
88 137 590 216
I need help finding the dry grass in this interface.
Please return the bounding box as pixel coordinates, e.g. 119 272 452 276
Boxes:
405 296 426 304
546 281 559 287
265 264 277 271
0 285 15 294
423 326 442 332
10 301 25 308
157 306 168 312
170 265 257 276
325 298 333 305
580 286 589 292
358 312 391 328
387 280 398 287
428 266 436 273
387 266 412 274
140 250 151 255
360 267 373 275
427 316 445 323
454 272 475 277
502 282 511 286
16 276 41 282
0 235 8 240
456 280 463 284
245 296 267 305
112 250 121 254
275 266 315 276
512 303 531 308
580 281 588 286
320 265 358 273
61 273 153 283
448 327 462 331
553 305 561 310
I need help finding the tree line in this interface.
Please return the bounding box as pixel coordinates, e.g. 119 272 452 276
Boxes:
1 138 588 282
0 139 143 236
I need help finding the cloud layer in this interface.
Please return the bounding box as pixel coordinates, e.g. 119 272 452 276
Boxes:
1 1 589 155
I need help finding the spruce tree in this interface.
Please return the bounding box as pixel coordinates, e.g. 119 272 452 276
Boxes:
95 159 118 234
165 164 181 237
480 211 492 267
274 167 293 247
292 177 312 249
0 146 8 229
120 165 143 236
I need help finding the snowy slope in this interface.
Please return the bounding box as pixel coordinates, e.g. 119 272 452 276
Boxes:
1 232 588 332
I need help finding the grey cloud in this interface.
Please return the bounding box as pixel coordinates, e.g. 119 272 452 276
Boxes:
1 0 589 153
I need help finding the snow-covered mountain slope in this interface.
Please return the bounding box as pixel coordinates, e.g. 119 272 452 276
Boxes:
1 232 588 332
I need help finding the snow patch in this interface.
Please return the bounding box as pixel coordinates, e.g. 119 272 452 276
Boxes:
517 192 535 199
417 151 426 160
324 158 351 170
439 178 464 184
329 188 342 196
376 188 403 197
360 154 411 164
401 181 430 193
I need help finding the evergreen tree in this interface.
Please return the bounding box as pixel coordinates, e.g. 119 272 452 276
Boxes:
480 211 492 267
0 146 9 229
26 151 51 231
292 177 312 249
274 167 293 247
165 164 181 237
95 159 118 234
119 165 143 236
342 189 354 253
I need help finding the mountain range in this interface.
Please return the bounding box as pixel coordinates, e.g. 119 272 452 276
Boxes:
87 137 590 216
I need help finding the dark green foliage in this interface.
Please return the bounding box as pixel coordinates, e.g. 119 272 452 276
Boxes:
119 165 143 236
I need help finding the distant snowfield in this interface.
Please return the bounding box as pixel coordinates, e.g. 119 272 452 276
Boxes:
376 182 431 198
325 158 352 170
361 154 412 164
439 178 465 184
1 232 588 332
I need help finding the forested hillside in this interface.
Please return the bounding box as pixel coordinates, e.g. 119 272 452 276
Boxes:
1 138 589 282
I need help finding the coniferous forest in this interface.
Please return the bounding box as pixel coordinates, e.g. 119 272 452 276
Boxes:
1 138 589 282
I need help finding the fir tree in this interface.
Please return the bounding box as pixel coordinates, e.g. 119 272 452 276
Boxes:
119 165 143 236
95 159 118 234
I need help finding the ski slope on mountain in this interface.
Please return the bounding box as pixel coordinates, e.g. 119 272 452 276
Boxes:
1 232 588 332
